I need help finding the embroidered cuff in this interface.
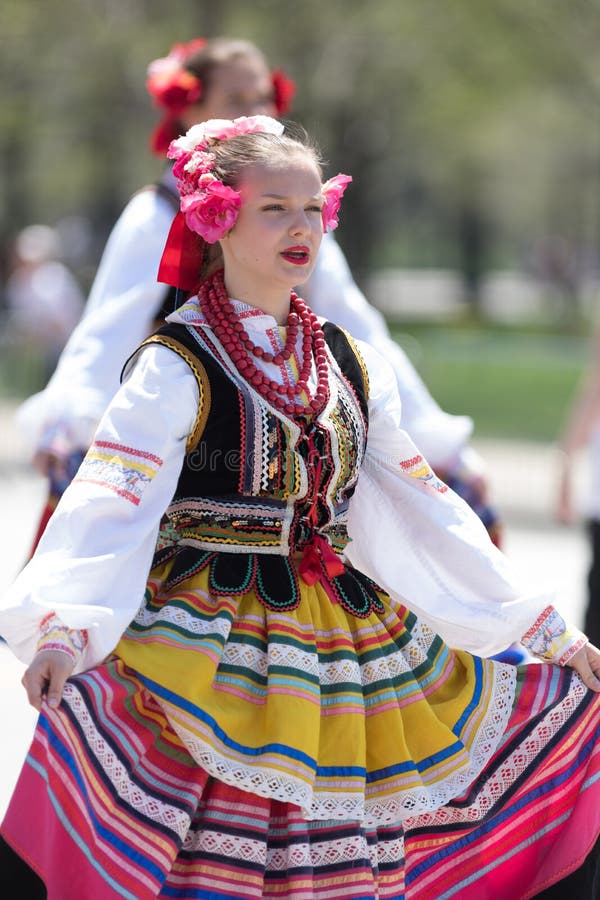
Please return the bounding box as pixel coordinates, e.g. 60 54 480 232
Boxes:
36 612 88 666
521 605 588 666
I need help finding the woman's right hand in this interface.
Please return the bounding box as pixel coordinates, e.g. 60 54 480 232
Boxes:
22 650 75 711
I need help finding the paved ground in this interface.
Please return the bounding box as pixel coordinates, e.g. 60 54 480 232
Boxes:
0 400 591 817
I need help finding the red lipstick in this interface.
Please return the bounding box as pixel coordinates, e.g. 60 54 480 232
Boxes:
281 245 310 265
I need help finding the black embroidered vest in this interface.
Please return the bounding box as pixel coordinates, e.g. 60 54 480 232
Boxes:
124 318 385 618
135 318 368 551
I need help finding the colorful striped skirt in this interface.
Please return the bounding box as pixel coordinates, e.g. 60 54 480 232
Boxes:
2 557 600 898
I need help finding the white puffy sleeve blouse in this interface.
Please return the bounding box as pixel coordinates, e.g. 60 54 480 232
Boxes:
0 334 584 671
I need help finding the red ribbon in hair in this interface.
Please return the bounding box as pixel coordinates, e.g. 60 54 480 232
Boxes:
157 211 206 291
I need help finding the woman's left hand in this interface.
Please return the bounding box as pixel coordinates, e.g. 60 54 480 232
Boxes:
566 643 600 692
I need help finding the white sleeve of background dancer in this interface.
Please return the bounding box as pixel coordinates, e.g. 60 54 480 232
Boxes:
0 345 198 671
345 341 553 656
305 234 472 467
16 191 176 455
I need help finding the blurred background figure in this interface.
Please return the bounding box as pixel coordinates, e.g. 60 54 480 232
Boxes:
5 225 84 383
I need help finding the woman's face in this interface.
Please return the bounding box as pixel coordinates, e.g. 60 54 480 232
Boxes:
181 57 277 128
220 154 324 306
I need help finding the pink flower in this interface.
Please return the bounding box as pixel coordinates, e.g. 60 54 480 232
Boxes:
148 38 207 75
170 151 193 184
321 174 353 232
196 118 240 143
200 115 284 144
180 175 242 242
146 38 207 112
169 115 284 156
167 141 191 164
185 149 217 175
224 115 284 138
172 149 215 184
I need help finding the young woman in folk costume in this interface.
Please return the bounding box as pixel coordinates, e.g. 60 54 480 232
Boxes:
0 116 599 899
18 36 500 558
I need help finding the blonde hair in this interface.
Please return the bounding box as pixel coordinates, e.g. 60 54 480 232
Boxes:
199 127 324 282
211 127 323 187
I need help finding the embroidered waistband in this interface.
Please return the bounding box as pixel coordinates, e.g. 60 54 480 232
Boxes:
156 501 350 556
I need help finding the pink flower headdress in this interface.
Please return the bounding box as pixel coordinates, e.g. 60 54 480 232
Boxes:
147 39 207 112
321 174 353 233
158 116 283 289
147 39 207 155
158 116 352 290
167 116 285 243
146 39 296 155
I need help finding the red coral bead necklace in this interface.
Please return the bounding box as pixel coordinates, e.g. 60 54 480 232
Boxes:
198 270 330 418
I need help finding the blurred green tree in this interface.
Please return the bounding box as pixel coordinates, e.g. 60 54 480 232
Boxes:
1 0 600 317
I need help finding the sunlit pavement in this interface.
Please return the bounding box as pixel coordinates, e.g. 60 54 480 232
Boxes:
0 423 589 818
